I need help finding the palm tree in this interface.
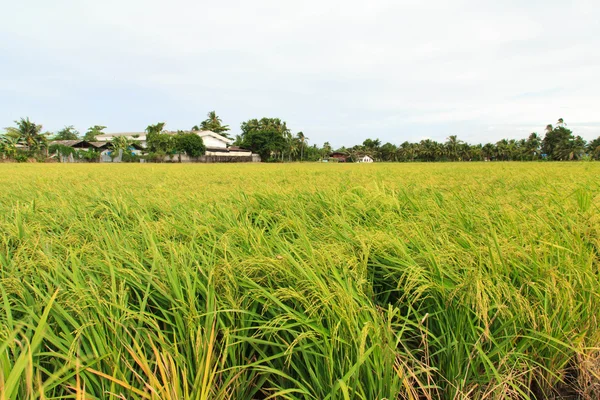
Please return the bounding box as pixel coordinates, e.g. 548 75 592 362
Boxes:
445 135 461 161
322 142 332 159
289 139 300 161
496 139 510 161
526 132 541 160
5 117 45 152
111 136 133 162
146 122 166 135
482 143 495 160
197 111 231 138
84 125 106 142
296 132 309 161
0 135 19 159
283 130 293 161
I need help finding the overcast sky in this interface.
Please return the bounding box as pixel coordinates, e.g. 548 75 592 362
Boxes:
2 0 599 147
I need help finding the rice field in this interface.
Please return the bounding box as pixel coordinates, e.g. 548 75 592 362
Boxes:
1 162 599 399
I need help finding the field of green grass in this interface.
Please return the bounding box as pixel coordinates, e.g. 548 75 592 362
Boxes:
1 163 599 399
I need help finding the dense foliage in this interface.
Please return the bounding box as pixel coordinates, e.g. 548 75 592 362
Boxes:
193 111 231 138
52 125 80 141
83 125 107 142
233 118 597 162
48 144 101 162
174 131 206 158
0 163 598 399
2 116 600 163
236 117 289 161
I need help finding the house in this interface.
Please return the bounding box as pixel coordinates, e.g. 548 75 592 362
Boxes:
357 155 374 163
329 152 347 162
48 140 144 162
95 132 148 147
95 130 233 150
49 140 96 149
94 130 259 162
49 140 103 162
196 130 233 149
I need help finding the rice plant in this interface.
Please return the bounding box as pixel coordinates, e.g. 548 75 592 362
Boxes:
0 162 599 399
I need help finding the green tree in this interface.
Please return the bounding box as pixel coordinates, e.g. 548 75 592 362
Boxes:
5 117 46 153
146 122 174 159
0 134 19 158
238 118 289 161
379 142 398 161
321 142 332 159
469 143 483 161
542 121 579 160
84 125 106 141
417 139 440 162
588 136 600 160
174 131 206 160
482 143 495 160
110 136 133 162
362 138 381 159
54 125 80 141
398 141 416 162
525 133 541 160
111 136 133 152
296 132 309 161
445 135 461 161
495 139 510 161
194 111 231 138
146 122 166 136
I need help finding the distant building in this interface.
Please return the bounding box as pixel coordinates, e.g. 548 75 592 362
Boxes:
357 155 373 163
48 140 144 162
94 130 259 162
329 152 348 162
95 130 233 150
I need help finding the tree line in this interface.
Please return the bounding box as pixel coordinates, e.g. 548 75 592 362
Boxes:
233 117 599 162
2 114 599 162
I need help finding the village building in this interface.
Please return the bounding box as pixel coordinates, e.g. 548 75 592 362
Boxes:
95 130 232 150
49 140 144 162
329 152 348 162
93 130 260 162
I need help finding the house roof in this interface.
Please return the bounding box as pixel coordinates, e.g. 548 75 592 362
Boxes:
50 140 86 147
96 130 233 145
88 141 110 148
96 132 145 138
194 130 234 144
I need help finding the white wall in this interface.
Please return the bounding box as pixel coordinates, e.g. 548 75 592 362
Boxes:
201 135 228 148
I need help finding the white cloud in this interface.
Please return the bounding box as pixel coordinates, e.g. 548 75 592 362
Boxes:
1 0 599 146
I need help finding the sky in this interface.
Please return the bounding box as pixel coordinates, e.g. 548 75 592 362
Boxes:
1 0 599 148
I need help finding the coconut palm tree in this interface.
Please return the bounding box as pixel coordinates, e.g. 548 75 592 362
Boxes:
482 143 495 160
289 139 300 161
0 135 19 159
146 122 166 136
197 111 231 138
321 142 332 159
111 136 134 162
5 117 45 152
445 135 461 161
296 132 309 161
526 132 541 160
